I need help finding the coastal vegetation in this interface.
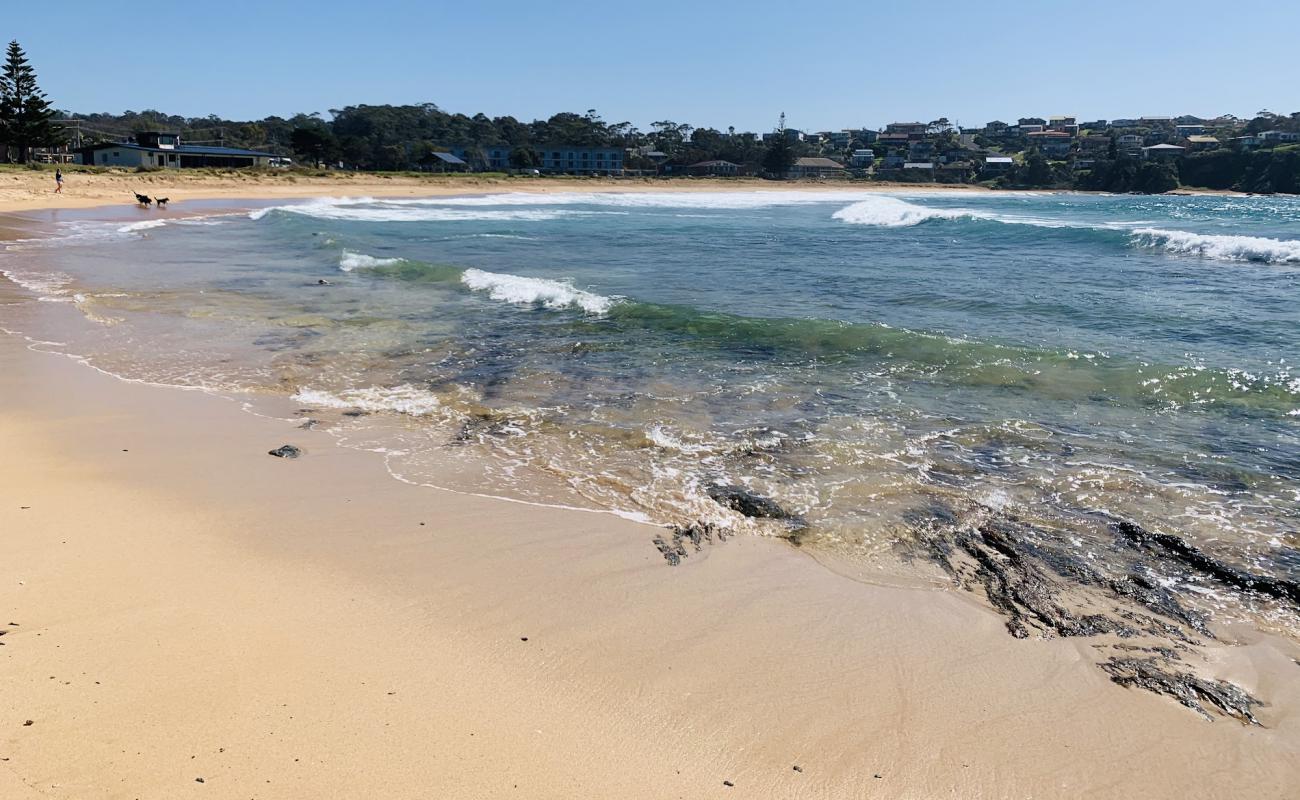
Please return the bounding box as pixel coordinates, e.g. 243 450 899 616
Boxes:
0 40 59 163
54 103 1300 195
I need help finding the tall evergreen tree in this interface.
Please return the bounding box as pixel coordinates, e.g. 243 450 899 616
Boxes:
0 41 59 163
762 112 796 178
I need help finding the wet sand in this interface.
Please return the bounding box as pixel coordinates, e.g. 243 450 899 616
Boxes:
1 208 1296 798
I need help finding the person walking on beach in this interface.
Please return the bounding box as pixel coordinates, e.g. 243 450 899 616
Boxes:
54 168 63 194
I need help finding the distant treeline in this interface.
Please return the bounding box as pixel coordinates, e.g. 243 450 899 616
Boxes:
64 105 741 171
60 103 1300 194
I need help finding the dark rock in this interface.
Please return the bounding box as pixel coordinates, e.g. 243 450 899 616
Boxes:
520 637 528 642
267 444 302 459
1108 571 1210 637
722 780 734 787
195 777 205 783
652 535 685 566
707 484 789 519
956 521 1123 639
317 279 332 286
1114 520 1300 607
1100 656 1263 724
792 765 803 773
341 409 368 418
22 720 33 726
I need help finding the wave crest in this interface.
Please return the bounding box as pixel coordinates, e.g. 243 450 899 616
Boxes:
251 196 625 223
1130 228 1300 264
461 268 619 314
339 250 403 272
832 196 980 227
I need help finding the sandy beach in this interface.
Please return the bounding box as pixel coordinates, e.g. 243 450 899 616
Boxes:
0 167 1014 214
2 190 1297 799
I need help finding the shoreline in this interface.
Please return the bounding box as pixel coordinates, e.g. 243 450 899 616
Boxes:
2 200 1297 798
0 168 1249 215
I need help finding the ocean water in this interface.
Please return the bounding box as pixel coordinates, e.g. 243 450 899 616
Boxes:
3 190 1298 620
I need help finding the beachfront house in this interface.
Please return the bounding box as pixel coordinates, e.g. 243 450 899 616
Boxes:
787 157 846 179
448 145 512 171
537 146 624 175
76 132 278 169
1258 130 1300 144
687 159 742 176
423 152 469 172
850 149 875 167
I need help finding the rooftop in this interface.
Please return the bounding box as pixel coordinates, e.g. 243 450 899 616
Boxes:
793 157 845 168
83 141 278 158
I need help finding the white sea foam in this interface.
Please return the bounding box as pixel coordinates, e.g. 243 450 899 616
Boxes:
339 250 402 272
1130 228 1300 264
461 268 618 314
251 196 623 223
292 385 444 416
117 219 168 233
832 196 982 227
405 190 873 210
1 268 74 298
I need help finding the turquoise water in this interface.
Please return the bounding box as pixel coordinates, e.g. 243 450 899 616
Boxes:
3 190 1297 610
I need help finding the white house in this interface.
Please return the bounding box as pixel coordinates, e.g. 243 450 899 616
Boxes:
77 132 278 169
1142 143 1185 160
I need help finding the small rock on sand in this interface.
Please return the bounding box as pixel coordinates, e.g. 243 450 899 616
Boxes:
268 444 302 459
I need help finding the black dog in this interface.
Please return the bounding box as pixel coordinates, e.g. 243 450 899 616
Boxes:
134 192 152 207
154 197 169 208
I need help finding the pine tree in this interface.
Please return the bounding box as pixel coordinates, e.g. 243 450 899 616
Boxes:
0 41 59 163
762 112 796 178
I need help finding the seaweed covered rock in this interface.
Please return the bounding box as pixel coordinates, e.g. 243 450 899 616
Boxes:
706 485 790 519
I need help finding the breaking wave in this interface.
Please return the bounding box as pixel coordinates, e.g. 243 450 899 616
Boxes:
118 219 168 233
832 196 984 227
1130 228 1300 264
1 268 75 300
831 198 1300 265
339 250 403 272
251 196 626 223
460 268 619 314
400 190 877 210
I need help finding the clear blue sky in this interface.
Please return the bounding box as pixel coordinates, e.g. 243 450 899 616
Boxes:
11 1 1299 132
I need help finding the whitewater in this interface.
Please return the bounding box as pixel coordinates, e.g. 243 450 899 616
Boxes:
3 189 1297 634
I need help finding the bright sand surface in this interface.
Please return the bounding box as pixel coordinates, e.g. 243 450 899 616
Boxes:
0 168 1007 213
1 195 1296 799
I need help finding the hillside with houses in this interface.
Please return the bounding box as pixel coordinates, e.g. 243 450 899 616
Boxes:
1 38 1295 193
38 107 1298 195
